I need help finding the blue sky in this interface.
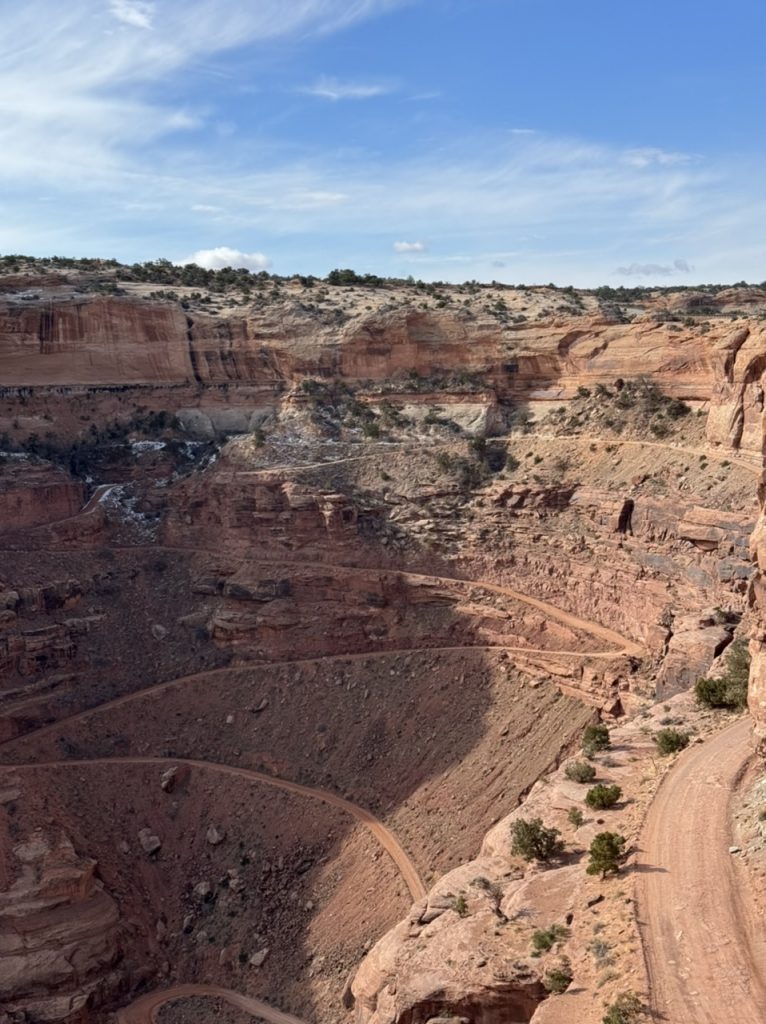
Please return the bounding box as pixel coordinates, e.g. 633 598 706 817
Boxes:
3 0 766 285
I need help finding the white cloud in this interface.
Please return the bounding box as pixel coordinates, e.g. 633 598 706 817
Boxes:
183 246 271 271
393 240 427 253
300 75 393 100
191 204 223 214
109 1 154 29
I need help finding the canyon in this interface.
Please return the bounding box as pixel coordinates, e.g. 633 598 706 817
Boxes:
2 259 766 1024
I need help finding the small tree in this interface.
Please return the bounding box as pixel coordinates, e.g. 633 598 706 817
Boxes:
586 832 626 879
582 723 610 757
510 817 564 863
654 728 689 756
695 638 750 710
585 784 622 810
565 761 597 784
568 807 585 828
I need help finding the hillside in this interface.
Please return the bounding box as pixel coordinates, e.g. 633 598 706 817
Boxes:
2 261 766 1024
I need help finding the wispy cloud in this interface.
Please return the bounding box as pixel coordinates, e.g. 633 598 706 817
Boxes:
0 2 406 183
183 246 270 271
393 240 427 253
109 0 154 30
617 259 694 277
623 147 692 169
4 4 766 285
299 75 394 100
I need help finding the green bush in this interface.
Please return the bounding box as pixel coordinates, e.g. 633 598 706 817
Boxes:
586 832 626 879
695 638 750 710
510 817 564 863
565 760 597 784
585 784 622 810
505 452 520 471
531 923 569 953
602 992 643 1024
654 728 689 756
582 723 610 756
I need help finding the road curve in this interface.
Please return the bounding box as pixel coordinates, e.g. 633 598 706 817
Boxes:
82 552 644 658
636 717 766 1023
0 641 627 755
5 754 425 903
115 983 305 1024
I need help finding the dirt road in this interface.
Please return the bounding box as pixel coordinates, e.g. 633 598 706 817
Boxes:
6 754 426 902
115 983 305 1024
636 717 766 1023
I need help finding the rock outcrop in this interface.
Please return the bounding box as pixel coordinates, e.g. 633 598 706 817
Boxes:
0 827 124 1021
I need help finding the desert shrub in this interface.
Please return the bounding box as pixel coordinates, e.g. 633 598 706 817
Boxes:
602 992 643 1024
588 939 614 966
582 723 610 756
565 760 597 784
543 961 574 994
654 728 689 756
451 894 468 917
505 452 520 471
531 923 569 953
586 832 626 879
510 817 564 863
666 397 690 419
695 638 750 710
585 784 622 810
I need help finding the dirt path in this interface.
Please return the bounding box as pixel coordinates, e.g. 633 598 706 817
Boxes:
514 432 762 475
6 754 426 902
0 640 627 751
90 551 645 658
636 717 766 1023
115 982 305 1024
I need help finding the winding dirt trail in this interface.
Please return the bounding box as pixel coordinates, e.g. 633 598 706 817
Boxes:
89 552 646 658
0 643 627 753
0 451 651 1023
636 717 766 1023
5 754 425 902
115 982 305 1024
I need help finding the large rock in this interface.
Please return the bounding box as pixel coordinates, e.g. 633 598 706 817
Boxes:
0 831 124 1021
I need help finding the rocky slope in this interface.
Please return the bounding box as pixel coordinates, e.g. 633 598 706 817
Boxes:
2 262 766 1024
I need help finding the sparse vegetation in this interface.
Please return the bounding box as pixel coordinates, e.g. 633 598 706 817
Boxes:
451 894 468 917
567 807 585 828
531 923 569 954
543 960 574 994
586 832 626 879
582 723 611 757
654 728 690 756
695 638 750 710
585 784 622 810
510 817 564 863
565 760 597 784
602 992 644 1024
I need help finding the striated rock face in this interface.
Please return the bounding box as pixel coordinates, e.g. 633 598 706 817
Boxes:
0 825 124 1022
0 294 727 442
0 458 84 532
706 323 766 455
